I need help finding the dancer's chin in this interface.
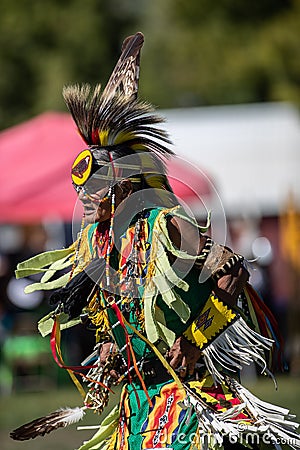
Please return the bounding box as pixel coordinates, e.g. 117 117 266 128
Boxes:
83 208 97 223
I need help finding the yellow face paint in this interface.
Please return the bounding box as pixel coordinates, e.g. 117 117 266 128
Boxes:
71 149 93 186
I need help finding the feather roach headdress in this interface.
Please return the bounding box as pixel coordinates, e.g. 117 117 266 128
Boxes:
64 32 174 192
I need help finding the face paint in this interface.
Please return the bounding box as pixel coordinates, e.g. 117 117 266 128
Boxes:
71 149 93 186
73 172 111 202
72 150 116 197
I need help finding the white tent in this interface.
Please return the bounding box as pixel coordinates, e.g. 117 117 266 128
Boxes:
163 102 300 217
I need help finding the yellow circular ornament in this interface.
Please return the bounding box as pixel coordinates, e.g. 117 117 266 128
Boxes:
71 149 93 186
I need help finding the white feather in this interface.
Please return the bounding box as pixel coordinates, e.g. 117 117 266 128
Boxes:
57 407 86 426
10 406 87 441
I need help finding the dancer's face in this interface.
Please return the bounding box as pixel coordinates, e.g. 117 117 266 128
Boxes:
77 180 133 224
77 185 112 223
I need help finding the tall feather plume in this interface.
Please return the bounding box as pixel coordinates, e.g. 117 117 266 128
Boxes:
10 407 86 441
63 31 173 156
100 31 144 104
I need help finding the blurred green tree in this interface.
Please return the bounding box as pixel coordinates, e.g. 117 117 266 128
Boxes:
140 0 300 108
0 0 299 129
0 0 138 128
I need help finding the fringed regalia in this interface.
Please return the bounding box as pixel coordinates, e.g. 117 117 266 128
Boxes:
11 32 300 450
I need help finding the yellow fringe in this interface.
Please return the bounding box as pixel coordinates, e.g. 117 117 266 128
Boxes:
106 428 118 450
87 293 111 341
55 317 86 399
190 427 202 449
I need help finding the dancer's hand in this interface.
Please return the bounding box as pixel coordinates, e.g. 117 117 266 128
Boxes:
213 261 249 307
166 336 201 378
99 342 123 380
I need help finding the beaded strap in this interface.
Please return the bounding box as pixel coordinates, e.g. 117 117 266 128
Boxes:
105 186 115 287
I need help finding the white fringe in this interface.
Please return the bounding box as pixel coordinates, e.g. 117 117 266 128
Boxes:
180 384 244 450
227 378 300 449
180 380 300 450
202 316 274 384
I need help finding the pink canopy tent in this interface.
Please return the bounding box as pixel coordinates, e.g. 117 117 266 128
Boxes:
0 112 213 223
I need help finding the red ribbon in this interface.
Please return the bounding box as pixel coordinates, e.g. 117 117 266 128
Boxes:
50 318 97 371
50 318 114 394
110 303 153 407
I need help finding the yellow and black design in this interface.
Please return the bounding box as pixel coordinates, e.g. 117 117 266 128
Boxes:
71 149 93 186
194 307 214 331
183 295 236 350
188 377 237 412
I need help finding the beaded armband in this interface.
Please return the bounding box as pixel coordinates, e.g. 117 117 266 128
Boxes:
183 294 237 350
183 293 274 384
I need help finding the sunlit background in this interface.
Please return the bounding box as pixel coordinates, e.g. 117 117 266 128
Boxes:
0 1 300 449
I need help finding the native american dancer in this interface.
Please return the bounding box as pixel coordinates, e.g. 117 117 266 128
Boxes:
11 32 300 450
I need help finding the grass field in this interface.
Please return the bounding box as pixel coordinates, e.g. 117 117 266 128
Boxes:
1 375 300 450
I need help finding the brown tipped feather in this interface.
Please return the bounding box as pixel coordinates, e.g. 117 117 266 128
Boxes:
101 31 144 103
10 407 85 441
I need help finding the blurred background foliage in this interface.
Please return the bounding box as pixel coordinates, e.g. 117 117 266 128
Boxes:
0 0 299 130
